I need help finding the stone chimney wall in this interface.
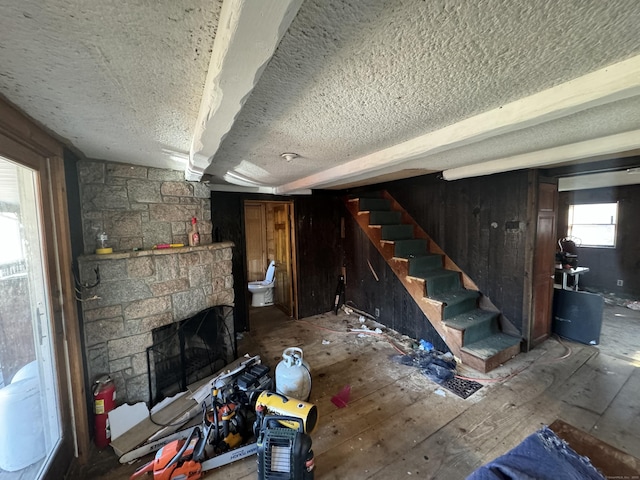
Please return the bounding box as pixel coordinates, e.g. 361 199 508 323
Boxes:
78 159 212 253
78 244 234 403
75 159 234 404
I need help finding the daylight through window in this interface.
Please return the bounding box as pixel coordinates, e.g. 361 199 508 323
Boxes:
567 202 618 248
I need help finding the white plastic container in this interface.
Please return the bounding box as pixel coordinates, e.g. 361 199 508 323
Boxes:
275 347 312 401
0 377 46 471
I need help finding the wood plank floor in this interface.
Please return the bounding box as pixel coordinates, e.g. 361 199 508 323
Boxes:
64 302 640 479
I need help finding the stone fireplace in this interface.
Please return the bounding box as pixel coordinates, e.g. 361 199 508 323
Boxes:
77 244 235 403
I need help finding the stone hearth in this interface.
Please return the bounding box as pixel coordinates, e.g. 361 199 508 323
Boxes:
77 243 234 403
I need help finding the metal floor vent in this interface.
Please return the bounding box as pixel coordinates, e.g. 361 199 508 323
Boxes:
441 377 483 399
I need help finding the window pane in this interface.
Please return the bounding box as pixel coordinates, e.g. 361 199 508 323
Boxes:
570 203 617 225
0 157 62 477
570 224 616 247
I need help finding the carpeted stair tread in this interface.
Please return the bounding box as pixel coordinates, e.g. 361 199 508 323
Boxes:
408 254 444 273
409 265 449 279
369 210 402 225
461 333 521 360
359 198 391 211
410 267 458 281
430 288 478 304
431 289 479 319
444 309 500 345
444 309 499 331
381 224 414 240
392 238 429 257
413 269 461 296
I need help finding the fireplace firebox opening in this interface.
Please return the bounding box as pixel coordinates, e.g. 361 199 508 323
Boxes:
147 305 235 406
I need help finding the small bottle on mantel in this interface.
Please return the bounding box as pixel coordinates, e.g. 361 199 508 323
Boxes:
188 217 200 247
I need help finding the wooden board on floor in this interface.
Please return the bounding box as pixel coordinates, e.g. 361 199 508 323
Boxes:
550 419 640 477
109 394 199 457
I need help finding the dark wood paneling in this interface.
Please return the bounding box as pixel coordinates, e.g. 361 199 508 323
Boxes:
295 192 344 319
210 192 248 333
382 171 531 333
211 191 343 328
558 185 640 297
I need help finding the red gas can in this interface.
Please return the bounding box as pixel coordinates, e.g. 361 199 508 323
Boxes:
93 375 116 448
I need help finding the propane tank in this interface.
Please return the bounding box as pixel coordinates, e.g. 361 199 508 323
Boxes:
93 375 116 449
275 347 312 401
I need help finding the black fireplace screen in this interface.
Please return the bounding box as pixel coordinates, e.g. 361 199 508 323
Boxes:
147 305 235 406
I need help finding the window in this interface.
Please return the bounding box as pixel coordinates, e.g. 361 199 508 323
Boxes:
568 202 618 247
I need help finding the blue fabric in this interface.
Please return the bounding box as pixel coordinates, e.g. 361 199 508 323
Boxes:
467 427 606 480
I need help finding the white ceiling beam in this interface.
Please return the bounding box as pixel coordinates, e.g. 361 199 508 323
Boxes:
275 54 640 193
442 130 640 180
186 0 303 181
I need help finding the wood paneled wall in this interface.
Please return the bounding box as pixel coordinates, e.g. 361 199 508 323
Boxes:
558 185 640 297
347 170 531 334
210 192 249 332
213 170 535 346
211 191 343 329
295 192 344 319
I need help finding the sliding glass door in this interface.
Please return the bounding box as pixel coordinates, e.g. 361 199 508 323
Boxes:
0 156 62 478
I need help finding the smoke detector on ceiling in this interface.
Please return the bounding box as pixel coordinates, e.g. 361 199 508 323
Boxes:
280 152 299 162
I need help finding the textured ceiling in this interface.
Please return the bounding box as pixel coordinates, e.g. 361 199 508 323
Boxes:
211 0 640 189
1 0 640 191
0 0 221 170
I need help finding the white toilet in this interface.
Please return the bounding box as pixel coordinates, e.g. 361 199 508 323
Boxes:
248 261 276 307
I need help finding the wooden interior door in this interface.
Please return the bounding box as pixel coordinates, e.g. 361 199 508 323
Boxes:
273 204 293 316
244 203 267 282
529 180 558 348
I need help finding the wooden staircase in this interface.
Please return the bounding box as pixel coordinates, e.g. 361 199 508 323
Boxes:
345 191 521 373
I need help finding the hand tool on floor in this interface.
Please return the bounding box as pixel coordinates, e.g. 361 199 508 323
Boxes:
120 356 269 464
129 390 255 480
129 392 317 480
129 425 259 480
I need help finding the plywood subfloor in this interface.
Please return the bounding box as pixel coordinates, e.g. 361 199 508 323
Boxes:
65 305 640 479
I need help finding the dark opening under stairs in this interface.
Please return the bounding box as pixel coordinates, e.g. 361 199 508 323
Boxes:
345 191 521 373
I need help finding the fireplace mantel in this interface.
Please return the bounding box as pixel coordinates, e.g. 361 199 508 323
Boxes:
79 242 233 262
77 242 235 403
